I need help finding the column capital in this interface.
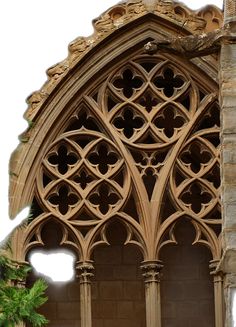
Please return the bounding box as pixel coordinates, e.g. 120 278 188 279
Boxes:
76 260 94 284
140 260 163 283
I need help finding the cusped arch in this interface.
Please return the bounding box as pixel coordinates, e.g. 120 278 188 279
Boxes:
155 212 221 261
10 3 221 267
20 215 82 262
86 214 148 261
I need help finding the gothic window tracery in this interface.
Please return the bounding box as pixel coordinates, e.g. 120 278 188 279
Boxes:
24 51 221 327
26 53 221 267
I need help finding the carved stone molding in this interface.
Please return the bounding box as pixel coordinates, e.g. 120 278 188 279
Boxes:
141 260 163 283
76 261 94 284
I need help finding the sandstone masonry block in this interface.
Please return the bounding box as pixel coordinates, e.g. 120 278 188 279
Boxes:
113 265 137 280
99 281 123 299
222 108 236 133
123 281 143 300
224 203 236 228
57 302 80 320
222 163 236 184
94 246 122 264
92 300 117 319
117 301 134 318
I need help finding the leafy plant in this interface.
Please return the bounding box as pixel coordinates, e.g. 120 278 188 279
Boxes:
0 255 48 327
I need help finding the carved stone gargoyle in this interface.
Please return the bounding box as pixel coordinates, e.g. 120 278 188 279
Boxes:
144 26 236 58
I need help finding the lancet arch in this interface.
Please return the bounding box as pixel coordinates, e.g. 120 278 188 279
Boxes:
9 2 223 327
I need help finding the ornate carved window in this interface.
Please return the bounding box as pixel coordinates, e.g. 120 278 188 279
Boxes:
10 3 223 327
24 53 221 327
35 53 220 252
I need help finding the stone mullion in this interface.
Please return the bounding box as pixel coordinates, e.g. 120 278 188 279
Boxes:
141 261 163 327
76 261 94 327
220 1 236 326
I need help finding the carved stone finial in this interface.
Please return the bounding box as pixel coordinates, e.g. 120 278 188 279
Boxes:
76 261 94 284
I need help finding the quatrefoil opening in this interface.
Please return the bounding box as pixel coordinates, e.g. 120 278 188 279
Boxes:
47 144 79 175
48 184 80 215
88 143 119 174
89 183 120 215
153 67 185 97
112 68 143 98
180 142 212 174
153 106 186 138
180 182 212 214
113 107 145 139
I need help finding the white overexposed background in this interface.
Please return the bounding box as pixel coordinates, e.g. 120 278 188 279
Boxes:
0 0 223 281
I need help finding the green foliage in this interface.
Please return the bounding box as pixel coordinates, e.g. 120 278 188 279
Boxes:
0 255 48 327
0 256 31 281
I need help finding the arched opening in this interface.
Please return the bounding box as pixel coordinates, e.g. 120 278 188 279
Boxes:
160 219 215 327
92 221 146 327
26 220 80 327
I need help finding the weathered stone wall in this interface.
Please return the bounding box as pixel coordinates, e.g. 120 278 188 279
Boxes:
160 220 215 327
220 6 236 322
221 41 236 253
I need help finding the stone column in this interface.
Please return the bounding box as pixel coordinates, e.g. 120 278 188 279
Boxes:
210 260 224 327
141 260 163 327
220 0 236 325
76 261 94 327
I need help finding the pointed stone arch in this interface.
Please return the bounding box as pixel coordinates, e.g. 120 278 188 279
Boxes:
9 2 224 327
